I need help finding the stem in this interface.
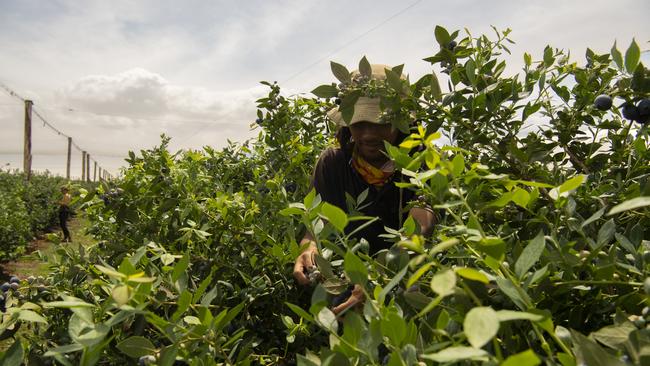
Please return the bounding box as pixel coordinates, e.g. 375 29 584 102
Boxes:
562 144 590 174
555 280 642 287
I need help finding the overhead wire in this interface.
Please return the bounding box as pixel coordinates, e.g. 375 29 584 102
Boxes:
0 81 114 178
176 0 423 144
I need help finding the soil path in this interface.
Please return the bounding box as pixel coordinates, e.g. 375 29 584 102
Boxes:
0 216 95 281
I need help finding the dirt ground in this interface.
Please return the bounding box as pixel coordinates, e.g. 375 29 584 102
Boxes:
0 217 94 281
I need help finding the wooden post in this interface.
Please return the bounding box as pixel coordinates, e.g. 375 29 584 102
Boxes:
86 154 90 182
23 100 33 181
66 137 72 179
82 151 86 181
93 161 97 181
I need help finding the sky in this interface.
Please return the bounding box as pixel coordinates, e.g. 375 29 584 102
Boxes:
0 0 648 178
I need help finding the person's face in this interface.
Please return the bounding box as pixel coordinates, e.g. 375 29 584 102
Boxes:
349 121 399 164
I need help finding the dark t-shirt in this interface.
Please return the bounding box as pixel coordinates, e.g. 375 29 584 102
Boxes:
311 147 415 254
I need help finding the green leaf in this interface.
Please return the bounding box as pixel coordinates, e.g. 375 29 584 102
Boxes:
359 56 372 78
559 174 585 193
321 202 348 232
496 310 545 322
381 311 407 347
522 102 541 122
489 190 514 208
581 206 606 229
571 329 626 366
625 39 640 73
172 290 192 322
311 85 338 99
385 68 404 92
464 306 500 348
43 344 84 357
451 153 464 176
94 264 126 279
116 336 156 358
316 307 338 333
596 219 616 247
524 53 532 67
543 46 554 66
455 268 489 284
421 346 488 363
607 196 650 215
611 41 623 70
430 269 456 297
18 309 47 324
379 265 408 304
496 278 529 310
330 61 351 84
339 90 361 124
172 251 189 283
344 251 367 286
515 231 546 278
43 300 95 308
511 188 530 208
285 303 313 323
158 345 178 366
407 262 433 288
111 285 130 306
430 72 442 101
434 26 451 47
0 339 23 366
465 59 476 86
280 206 304 217
501 349 541 366
591 322 636 349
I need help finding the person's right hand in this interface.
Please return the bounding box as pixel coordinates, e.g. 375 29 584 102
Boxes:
293 242 318 285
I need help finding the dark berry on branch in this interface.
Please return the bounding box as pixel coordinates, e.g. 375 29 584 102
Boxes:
637 99 650 117
622 103 640 121
593 94 612 111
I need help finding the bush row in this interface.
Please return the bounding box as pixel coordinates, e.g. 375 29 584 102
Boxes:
0 27 649 365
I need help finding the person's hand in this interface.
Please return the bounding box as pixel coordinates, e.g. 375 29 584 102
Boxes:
293 242 318 285
332 284 364 315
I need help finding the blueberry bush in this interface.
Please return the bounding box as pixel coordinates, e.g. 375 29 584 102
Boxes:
0 171 80 262
1 26 649 366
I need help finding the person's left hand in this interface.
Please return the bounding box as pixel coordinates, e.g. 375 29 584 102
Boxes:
331 284 364 315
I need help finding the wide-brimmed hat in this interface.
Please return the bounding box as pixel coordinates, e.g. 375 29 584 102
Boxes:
328 64 404 126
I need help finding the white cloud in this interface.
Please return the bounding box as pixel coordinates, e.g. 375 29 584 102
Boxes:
0 0 648 177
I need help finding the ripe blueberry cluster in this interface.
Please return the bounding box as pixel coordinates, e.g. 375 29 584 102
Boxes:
622 99 650 124
593 95 650 124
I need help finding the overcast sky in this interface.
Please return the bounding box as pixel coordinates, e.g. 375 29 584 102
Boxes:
0 0 648 178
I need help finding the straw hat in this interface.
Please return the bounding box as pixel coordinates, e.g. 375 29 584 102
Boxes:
327 64 404 126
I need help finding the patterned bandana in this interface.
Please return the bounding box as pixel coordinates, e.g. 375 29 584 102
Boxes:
351 148 395 186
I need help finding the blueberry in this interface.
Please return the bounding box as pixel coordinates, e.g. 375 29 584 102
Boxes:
27 276 36 284
335 98 341 105
0 283 10 292
594 94 612 111
10 283 19 291
447 40 457 50
637 99 650 117
622 103 640 121
255 118 263 125
284 182 297 193
9 276 19 284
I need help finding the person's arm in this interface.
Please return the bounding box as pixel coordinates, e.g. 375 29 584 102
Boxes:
292 231 319 285
409 207 436 236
